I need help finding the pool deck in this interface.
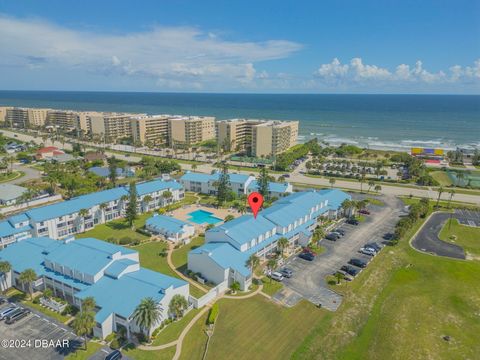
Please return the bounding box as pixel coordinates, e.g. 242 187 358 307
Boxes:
170 204 241 231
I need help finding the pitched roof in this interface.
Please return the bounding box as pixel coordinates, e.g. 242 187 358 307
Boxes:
146 215 192 235
246 180 290 194
0 184 28 201
135 179 182 196
180 171 251 185
190 242 250 277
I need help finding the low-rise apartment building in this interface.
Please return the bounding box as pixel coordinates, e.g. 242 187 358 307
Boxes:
168 116 215 146
0 178 184 246
180 171 293 198
216 118 299 157
145 214 195 244
0 236 189 339
188 189 350 290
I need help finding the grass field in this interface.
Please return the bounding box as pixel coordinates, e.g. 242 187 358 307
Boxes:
261 277 284 296
65 342 103 360
430 170 453 186
152 308 201 345
122 344 176 360
171 235 205 272
439 218 480 259
293 204 480 360
0 170 24 183
366 197 385 206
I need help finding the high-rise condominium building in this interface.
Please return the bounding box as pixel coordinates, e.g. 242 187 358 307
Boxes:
5 107 50 128
0 107 12 124
89 113 138 142
46 110 80 130
131 115 170 146
217 119 299 157
168 116 215 146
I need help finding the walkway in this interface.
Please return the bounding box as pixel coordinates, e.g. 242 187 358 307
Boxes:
167 242 208 294
411 212 466 259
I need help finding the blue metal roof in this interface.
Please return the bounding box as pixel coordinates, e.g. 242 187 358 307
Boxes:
136 179 182 196
9 213 29 225
76 267 187 321
104 259 138 279
146 215 191 235
0 221 32 238
318 189 351 210
88 167 128 178
181 171 251 185
247 180 290 193
25 187 129 222
44 237 136 277
190 242 251 277
208 214 276 248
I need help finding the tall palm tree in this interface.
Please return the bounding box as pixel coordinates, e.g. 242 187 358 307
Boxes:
82 296 96 313
267 258 278 282
19 268 37 300
277 237 289 258
133 297 162 341
0 261 12 292
99 203 108 222
456 171 465 187
447 189 456 209
78 208 89 233
367 180 375 193
329 178 336 188
374 184 382 193
162 190 173 205
72 311 95 350
341 199 353 217
191 163 197 171
436 186 444 208
142 195 153 212
246 254 260 276
168 294 188 319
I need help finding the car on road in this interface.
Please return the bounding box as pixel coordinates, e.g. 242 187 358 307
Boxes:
348 258 367 268
359 209 371 215
359 247 377 256
346 218 359 225
365 242 381 252
299 252 315 261
279 268 293 278
269 271 284 281
5 308 30 324
283 174 290 178
0 306 18 320
105 350 123 360
325 233 340 241
340 265 359 277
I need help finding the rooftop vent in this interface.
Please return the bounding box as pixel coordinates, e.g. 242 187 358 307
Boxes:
63 236 75 244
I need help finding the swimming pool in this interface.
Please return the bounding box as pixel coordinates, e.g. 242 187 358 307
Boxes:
187 209 223 225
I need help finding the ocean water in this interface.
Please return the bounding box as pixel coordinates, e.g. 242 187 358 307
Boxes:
0 91 478 151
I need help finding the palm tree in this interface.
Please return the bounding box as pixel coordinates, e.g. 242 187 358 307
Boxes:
374 184 382 193
19 188 36 206
0 261 12 292
19 268 37 300
367 180 375 193
237 202 247 214
133 297 162 341
142 195 153 212
246 254 260 276
329 178 336 188
447 189 455 209
456 171 465 187
230 281 241 294
162 190 173 205
191 163 197 171
341 199 353 217
72 311 95 350
435 186 444 208
277 237 289 258
168 294 188 319
267 258 278 282
334 272 343 285
358 175 365 193
82 296 96 313
99 203 108 222
78 208 89 233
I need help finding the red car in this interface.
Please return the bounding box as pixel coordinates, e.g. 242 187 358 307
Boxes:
359 209 371 215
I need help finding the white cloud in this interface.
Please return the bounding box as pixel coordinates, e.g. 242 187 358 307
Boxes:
0 14 302 89
314 57 479 87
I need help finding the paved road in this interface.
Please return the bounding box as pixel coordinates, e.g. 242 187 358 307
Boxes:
3 129 480 205
411 212 466 259
281 195 403 310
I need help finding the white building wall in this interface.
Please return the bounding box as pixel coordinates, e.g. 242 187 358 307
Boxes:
188 253 228 285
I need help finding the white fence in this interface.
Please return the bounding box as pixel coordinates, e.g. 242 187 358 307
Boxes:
190 280 228 309
0 195 63 215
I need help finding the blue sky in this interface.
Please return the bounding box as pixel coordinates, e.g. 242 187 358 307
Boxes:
0 0 479 93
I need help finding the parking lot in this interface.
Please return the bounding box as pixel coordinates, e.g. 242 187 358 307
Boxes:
276 195 403 311
454 208 480 227
0 302 82 360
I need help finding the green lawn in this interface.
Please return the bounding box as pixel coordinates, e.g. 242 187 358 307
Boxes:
0 170 24 183
152 308 201 345
260 277 284 296
122 344 176 360
65 342 103 360
439 218 480 259
184 296 326 360
133 241 176 278
171 235 205 272
366 197 385 206
293 202 480 360
430 170 454 186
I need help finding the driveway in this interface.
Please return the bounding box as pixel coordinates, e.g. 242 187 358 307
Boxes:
411 212 466 259
0 302 82 360
281 195 403 311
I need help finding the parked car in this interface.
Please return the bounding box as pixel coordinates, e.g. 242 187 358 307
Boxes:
299 252 315 261
0 306 18 320
359 209 371 215
334 228 346 236
279 268 293 278
383 233 394 241
303 247 317 256
336 270 353 281
0 297 6 305
359 247 377 256
340 265 359 277
283 174 290 178
269 271 284 282
105 350 123 360
346 218 359 225
326 233 340 241
5 308 30 324
365 242 381 252
348 258 367 268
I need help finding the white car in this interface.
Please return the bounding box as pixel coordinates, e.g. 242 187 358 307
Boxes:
0 306 18 320
359 247 376 256
269 271 284 282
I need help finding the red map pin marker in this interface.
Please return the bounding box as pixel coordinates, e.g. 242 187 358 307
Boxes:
248 192 263 219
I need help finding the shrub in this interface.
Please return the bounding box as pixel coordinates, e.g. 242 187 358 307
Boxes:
32 296 40 304
119 237 132 245
61 304 79 316
135 228 150 236
105 332 116 343
207 303 219 325
110 338 120 350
